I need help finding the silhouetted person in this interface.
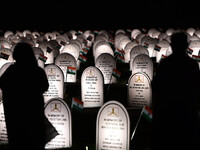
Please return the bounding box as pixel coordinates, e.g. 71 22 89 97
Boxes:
152 32 200 150
0 42 49 150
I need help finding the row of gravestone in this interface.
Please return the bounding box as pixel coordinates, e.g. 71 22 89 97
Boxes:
0 97 131 150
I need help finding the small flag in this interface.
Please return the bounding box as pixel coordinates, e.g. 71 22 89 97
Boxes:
39 54 47 62
46 47 53 53
94 30 99 34
71 97 84 111
109 39 114 45
142 105 153 122
186 47 193 55
161 54 167 60
142 28 147 33
133 39 139 44
143 42 149 48
154 45 161 52
0 52 9 60
192 55 200 62
112 68 121 78
80 48 88 55
83 45 90 51
114 48 125 56
67 66 76 75
126 29 132 33
78 54 87 63
83 39 88 45
116 55 125 63
60 40 66 46
78 30 83 35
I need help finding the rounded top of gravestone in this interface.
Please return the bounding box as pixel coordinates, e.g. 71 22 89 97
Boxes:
15 31 24 38
130 45 149 56
188 35 200 42
166 28 175 36
0 40 11 49
152 31 161 39
157 39 170 48
194 30 200 38
131 29 141 39
68 30 77 40
32 32 40 38
95 34 109 42
186 27 196 36
115 29 126 35
114 33 127 49
98 30 110 39
158 33 168 41
135 33 146 44
148 28 158 37
23 30 31 37
189 40 200 49
118 36 131 50
4 31 14 38
140 35 152 45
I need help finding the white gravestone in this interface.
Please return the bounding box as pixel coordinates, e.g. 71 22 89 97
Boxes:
96 100 130 150
43 65 64 103
33 47 45 68
124 42 138 63
128 72 152 109
45 98 72 149
61 44 80 70
81 66 104 108
188 40 200 56
156 40 172 63
0 100 8 144
132 54 153 81
55 53 77 83
95 53 116 84
0 48 13 69
130 45 149 70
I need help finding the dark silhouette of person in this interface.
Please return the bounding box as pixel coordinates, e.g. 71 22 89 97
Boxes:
0 42 49 150
152 32 200 150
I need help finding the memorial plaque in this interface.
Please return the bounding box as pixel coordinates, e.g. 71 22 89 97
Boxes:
0 100 8 144
0 48 14 69
45 98 72 149
81 66 104 108
33 47 45 68
61 44 80 69
95 53 116 84
55 53 77 83
124 42 138 63
0 62 13 100
43 65 64 103
188 40 200 56
130 45 149 70
132 54 153 81
156 40 171 63
38 42 55 64
96 100 130 150
128 72 152 109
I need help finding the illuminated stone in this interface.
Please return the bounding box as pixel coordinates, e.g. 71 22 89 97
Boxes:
96 100 130 150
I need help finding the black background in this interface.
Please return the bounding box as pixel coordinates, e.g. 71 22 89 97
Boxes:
0 1 199 32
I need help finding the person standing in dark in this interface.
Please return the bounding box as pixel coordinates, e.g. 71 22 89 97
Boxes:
152 32 200 150
0 42 49 150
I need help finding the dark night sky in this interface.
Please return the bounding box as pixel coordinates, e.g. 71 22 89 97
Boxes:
0 1 199 32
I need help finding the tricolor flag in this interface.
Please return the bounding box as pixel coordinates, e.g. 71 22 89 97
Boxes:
161 54 167 60
126 29 132 33
94 30 99 34
154 45 161 52
133 39 139 44
142 105 153 122
116 55 125 63
46 47 53 53
80 48 88 55
109 39 114 45
142 28 147 33
112 68 121 79
60 40 66 46
114 48 124 56
192 55 200 62
71 97 84 111
83 45 90 51
186 47 193 55
78 54 87 63
67 66 76 75
0 52 9 60
39 54 47 62
143 42 149 48
78 30 83 35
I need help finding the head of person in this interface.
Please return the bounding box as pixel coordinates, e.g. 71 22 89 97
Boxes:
170 31 188 55
13 42 38 66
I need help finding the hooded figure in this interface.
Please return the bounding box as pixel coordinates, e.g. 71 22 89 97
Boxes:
152 32 200 150
0 42 49 150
